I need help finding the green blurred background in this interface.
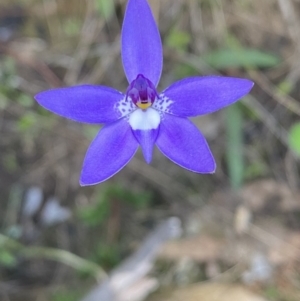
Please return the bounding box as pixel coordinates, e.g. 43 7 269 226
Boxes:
1 0 300 300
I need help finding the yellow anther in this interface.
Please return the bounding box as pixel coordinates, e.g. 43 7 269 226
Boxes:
137 102 152 110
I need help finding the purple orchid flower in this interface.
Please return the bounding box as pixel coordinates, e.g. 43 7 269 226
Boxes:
35 0 254 186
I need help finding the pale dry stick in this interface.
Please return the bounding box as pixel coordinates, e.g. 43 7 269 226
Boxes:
81 217 182 301
52 225 73 285
159 0 184 22
211 204 300 266
284 151 300 193
277 0 300 47
243 95 290 148
225 1 300 83
188 0 207 54
211 0 227 45
64 1 103 85
83 39 120 84
149 0 160 23
21 143 69 183
11 75 43 95
226 9 286 37
54 157 72 198
80 0 121 84
42 0 60 42
248 224 300 264
278 0 300 86
129 157 188 199
249 70 300 117
171 50 216 74
277 0 300 88
285 58 300 87
219 203 300 266
214 0 300 116
115 278 158 301
207 262 245 284
0 43 62 88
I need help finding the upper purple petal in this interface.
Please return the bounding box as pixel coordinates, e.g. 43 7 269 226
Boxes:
157 76 254 117
156 114 216 173
35 85 126 124
80 119 139 185
121 0 163 86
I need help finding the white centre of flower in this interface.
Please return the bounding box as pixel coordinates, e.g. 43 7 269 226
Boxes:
129 108 161 130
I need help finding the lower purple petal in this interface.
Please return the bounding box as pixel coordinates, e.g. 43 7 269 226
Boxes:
157 76 254 117
35 85 127 124
80 119 139 185
133 129 159 163
156 114 216 173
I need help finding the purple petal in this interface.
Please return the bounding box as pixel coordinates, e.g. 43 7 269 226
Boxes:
156 114 216 173
80 119 139 185
35 85 127 124
121 0 163 86
133 129 159 163
157 76 254 117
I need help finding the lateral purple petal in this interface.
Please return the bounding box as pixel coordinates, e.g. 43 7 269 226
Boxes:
35 85 125 124
156 114 216 173
158 76 254 117
121 0 163 86
80 119 139 186
133 129 159 163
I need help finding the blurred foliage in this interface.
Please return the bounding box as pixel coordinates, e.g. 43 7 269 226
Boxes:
52 289 84 301
225 104 244 189
0 0 300 300
92 243 120 269
166 29 191 52
277 80 294 96
83 124 102 139
17 111 38 131
203 33 280 70
0 58 17 105
95 0 114 20
3 153 18 172
78 184 151 227
166 29 194 79
203 48 280 70
288 122 300 156
0 57 40 135
62 19 82 37
0 233 106 279
264 287 279 300
244 160 268 180
0 249 17 267
173 63 199 80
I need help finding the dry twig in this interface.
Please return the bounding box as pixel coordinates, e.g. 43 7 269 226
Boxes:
81 217 182 301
